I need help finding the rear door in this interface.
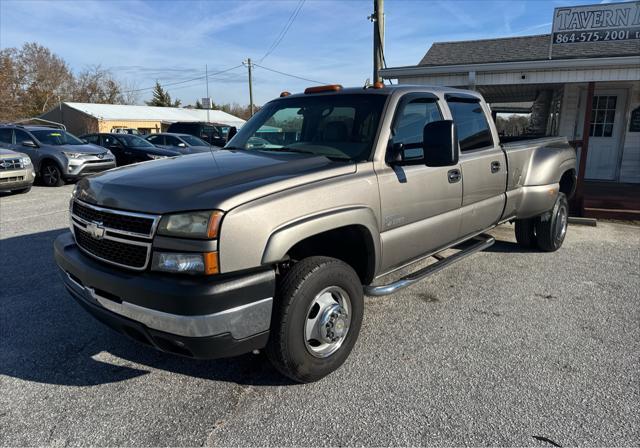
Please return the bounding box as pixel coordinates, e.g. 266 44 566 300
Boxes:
446 95 507 237
377 93 463 271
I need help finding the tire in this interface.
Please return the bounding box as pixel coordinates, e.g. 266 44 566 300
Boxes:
11 186 31 194
40 162 65 187
266 256 364 383
535 192 569 252
514 218 537 248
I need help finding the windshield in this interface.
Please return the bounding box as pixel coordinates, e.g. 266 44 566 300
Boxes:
227 93 388 162
118 134 155 148
180 135 208 146
31 130 84 146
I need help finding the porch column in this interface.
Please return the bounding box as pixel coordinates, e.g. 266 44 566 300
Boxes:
574 81 595 217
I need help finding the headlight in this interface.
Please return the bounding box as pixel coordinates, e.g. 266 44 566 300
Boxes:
157 211 223 239
20 156 31 166
151 251 218 275
147 154 167 160
63 151 83 159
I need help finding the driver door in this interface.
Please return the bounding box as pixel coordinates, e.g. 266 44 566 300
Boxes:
376 94 463 272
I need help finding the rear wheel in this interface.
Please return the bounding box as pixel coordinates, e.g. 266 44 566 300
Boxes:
40 162 64 187
514 218 537 248
266 256 364 383
535 192 569 252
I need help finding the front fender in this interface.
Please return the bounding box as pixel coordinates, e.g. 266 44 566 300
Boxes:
262 206 381 270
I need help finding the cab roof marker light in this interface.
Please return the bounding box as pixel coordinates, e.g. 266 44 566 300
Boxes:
280 91 291 97
304 84 343 94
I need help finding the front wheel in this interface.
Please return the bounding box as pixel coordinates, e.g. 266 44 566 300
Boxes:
40 162 65 187
535 192 569 252
266 256 364 383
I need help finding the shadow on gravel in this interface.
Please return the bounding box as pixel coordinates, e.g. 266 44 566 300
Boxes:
0 229 294 388
483 239 535 253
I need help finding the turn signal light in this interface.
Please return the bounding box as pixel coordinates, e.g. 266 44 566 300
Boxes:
204 252 219 275
207 211 224 238
373 81 384 89
304 84 343 94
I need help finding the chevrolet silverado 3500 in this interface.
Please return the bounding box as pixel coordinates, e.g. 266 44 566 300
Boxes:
55 85 577 382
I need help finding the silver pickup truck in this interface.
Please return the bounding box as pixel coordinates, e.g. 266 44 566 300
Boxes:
54 85 576 382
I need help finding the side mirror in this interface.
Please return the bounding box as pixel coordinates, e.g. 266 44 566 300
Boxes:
177 142 187 148
22 140 38 148
422 120 458 167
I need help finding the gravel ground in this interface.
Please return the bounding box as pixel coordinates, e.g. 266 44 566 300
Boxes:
1 185 638 446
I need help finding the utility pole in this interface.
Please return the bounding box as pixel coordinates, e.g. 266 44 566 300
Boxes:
244 58 254 117
371 0 384 84
205 64 210 122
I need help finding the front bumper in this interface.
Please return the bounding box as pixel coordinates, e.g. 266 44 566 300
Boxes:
64 158 116 179
0 166 35 190
54 232 275 359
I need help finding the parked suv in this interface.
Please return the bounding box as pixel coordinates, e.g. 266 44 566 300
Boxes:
0 148 35 194
166 122 229 147
0 125 115 187
145 133 215 153
82 133 180 166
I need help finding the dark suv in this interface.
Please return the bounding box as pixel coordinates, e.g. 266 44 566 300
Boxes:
82 133 180 166
166 122 229 147
0 125 115 186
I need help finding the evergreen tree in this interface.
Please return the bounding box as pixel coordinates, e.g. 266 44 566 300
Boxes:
145 81 181 107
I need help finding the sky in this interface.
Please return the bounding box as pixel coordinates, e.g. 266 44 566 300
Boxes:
0 0 613 107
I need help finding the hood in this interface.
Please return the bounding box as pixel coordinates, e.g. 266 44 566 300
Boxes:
186 145 217 154
75 150 355 214
0 148 24 158
55 143 107 155
144 146 181 157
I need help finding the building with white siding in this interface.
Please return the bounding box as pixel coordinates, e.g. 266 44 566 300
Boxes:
381 1 640 219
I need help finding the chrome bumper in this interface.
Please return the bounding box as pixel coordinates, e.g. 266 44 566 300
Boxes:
61 269 273 339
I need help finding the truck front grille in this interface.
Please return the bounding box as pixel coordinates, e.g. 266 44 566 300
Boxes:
70 200 159 270
72 200 156 236
74 227 149 269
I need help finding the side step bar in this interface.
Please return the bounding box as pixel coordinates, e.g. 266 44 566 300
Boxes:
364 234 495 297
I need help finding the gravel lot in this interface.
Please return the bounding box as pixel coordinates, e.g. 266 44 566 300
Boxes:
1 185 638 446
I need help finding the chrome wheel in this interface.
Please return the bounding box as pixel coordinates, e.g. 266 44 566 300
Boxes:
555 202 568 241
304 286 351 358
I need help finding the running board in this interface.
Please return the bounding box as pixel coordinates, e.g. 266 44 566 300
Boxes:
364 234 495 297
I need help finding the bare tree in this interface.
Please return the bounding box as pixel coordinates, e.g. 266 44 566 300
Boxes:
73 65 137 104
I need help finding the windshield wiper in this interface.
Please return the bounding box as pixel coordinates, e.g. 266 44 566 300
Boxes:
257 146 317 156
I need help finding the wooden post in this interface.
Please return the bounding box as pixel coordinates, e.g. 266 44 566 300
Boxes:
574 81 595 217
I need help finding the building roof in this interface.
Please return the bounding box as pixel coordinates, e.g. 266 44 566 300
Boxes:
419 33 639 66
60 102 246 128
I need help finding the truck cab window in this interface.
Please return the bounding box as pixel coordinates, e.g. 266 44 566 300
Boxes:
0 128 12 144
393 98 442 160
447 100 494 151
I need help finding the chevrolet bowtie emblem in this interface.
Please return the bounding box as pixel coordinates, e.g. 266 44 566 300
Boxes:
86 221 105 240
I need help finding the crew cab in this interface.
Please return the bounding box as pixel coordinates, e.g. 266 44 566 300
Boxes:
54 85 576 382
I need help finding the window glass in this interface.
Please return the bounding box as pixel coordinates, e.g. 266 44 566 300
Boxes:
102 135 122 147
228 94 387 161
589 95 617 138
180 135 208 146
393 98 442 160
83 134 99 144
447 100 494 151
0 128 12 144
165 136 181 146
14 129 33 144
31 130 84 145
147 135 163 145
118 134 155 148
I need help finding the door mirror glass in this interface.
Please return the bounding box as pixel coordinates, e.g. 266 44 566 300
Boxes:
423 120 458 167
177 142 187 148
22 140 38 148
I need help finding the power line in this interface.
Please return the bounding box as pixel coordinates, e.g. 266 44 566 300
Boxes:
258 0 305 63
121 65 244 94
252 63 328 85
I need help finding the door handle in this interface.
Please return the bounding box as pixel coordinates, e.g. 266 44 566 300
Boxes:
491 161 501 173
447 169 461 183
